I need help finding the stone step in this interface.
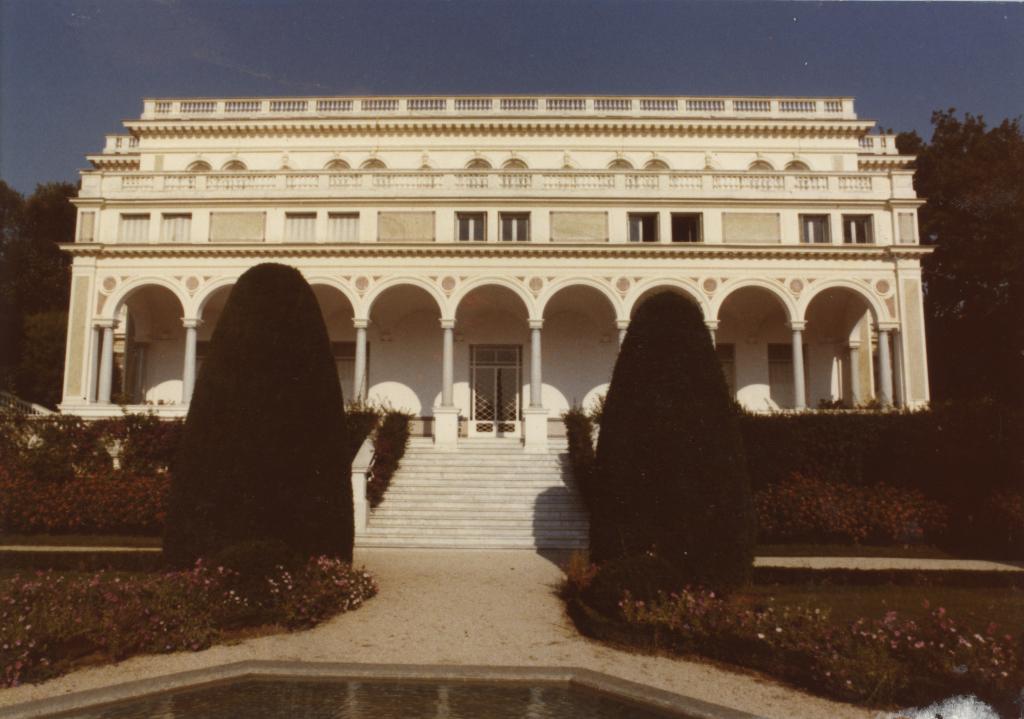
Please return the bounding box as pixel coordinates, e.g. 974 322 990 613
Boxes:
355 536 588 549
395 464 568 474
362 526 587 540
371 507 586 520
390 476 573 487
380 488 581 501
368 519 589 531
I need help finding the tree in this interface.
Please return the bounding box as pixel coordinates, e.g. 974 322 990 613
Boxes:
899 111 1024 407
590 292 755 590
163 263 353 566
15 311 67 408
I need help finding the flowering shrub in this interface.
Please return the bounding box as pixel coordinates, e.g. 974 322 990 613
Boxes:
982 490 1024 557
755 473 949 545
0 558 377 687
0 466 170 534
615 590 1021 710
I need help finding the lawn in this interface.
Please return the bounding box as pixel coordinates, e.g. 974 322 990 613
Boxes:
0 534 161 547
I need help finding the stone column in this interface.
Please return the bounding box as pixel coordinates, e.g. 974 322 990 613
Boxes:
523 319 548 453
790 321 807 410
704 319 719 348
181 318 200 403
87 325 102 402
616 319 630 347
877 327 894 407
433 318 459 450
96 320 116 404
353 319 368 402
848 341 861 407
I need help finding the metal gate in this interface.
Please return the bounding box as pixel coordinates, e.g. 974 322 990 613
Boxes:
469 345 521 436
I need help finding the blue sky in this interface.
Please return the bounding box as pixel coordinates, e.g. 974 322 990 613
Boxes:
1 0 1021 194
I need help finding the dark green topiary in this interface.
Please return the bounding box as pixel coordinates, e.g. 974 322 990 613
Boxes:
590 292 755 590
581 553 683 617
163 263 352 567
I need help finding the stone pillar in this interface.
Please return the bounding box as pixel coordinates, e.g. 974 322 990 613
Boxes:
523 319 547 453
616 319 630 347
353 319 368 402
704 319 719 348
790 321 807 410
433 318 459 451
877 327 894 407
96 320 116 404
848 341 861 407
181 318 200 404
88 325 102 402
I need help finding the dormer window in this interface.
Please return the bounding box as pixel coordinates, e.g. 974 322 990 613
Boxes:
325 159 351 171
186 161 211 172
361 158 387 170
608 159 634 170
643 159 669 171
221 160 247 171
466 158 492 170
502 159 528 170
785 160 811 171
748 160 774 171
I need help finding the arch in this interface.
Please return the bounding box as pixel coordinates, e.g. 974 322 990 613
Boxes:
194 277 239 318
450 277 536 321
305 277 359 317
625 278 710 320
186 160 211 172
538 278 623 321
502 158 528 170
643 159 670 171
607 158 634 170
106 278 189 321
799 279 887 325
325 159 351 171
362 277 447 318
465 158 492 170
221 160 247 171
360 158 387 170
785 160 811 172
748 159 775 171
712 279 797 323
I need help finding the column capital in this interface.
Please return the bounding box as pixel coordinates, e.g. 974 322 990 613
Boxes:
848 340 862 350
788 321 807 332
352 318 369 330
703 319 719 331
528 319 544 330
876 322 900 333
439 318 456 330
616 319 631 330
94 318 117 330
181 317 202 330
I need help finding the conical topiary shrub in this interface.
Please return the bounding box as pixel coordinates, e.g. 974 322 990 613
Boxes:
590 291 755 590
163 263 352 566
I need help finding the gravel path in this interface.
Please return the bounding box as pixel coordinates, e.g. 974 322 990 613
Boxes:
0 549 877 718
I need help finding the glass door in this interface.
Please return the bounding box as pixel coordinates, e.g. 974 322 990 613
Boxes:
470 345 522 436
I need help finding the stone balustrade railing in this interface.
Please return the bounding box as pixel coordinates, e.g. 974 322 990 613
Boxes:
81 170 899 200
857 134 900 155
102 135 140 153
140 95 857 121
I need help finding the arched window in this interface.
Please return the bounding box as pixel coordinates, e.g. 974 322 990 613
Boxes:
186 161 212 172
466 158 492 170
325 159 351 171
608 159 634 170
360 158 386 170
502 158 528 170
221 160 247 171
785 160 811 172
643 159 670 171
748 160 775 171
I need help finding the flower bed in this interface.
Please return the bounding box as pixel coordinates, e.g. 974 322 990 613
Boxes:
0 558 377 687
755 473 949 545
564 559 1022 714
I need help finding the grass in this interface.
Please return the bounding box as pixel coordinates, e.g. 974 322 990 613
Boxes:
743 582 1024 635
0 534 161 548
756 543 957 559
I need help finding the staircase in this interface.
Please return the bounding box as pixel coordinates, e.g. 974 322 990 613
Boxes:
360 438 589 549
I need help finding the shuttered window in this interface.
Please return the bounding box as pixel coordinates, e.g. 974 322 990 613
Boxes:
285 213 317 243
457 212 486 242
209 212 266 242
160 214 191 243
378 212 435 243
500 213 530 242
550 211 608 243
722 213 781 244
327 213 359 243
117 214 150 244
800 214 830 244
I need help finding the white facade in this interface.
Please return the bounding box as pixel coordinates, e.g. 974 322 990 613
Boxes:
63 94 931 450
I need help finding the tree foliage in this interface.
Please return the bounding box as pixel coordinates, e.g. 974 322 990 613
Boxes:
897 111 1024 406
163 263 353 566
590 292 755 590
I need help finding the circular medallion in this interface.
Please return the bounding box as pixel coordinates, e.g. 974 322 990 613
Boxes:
528 277 545 294
354 276 370 293
875 280 891 295
185 276 200 292
702 278 718 294
615 277 631 294
789 279 804 295
101 277 117 293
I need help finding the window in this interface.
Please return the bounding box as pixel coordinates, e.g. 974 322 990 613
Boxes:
628 213 659 243
608 159 634 170
800 214 831 244
842 215 874 244
500 213 530 242
327 213 359 243
457 212 486 242
716 343 736 397
748 160 775 171
118 214 150 244
671 213 701 243
465 158 492 170
360 158 386 170
785 161 811 172
221 160 247 171
160 213 191 243
285 212 317 243
186 160 211 172
325 159 350 171
502 159 528 170
644 159 670 171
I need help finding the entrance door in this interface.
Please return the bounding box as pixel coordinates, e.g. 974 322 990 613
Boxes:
470 345 521 436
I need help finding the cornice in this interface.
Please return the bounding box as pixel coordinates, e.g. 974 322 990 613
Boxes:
62 242 933 262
